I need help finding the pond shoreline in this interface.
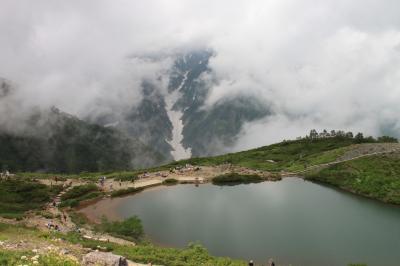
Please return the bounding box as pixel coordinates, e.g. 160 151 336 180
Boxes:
78 170 400 226
77 167 282 223
78 177 400 265
304 177 400 208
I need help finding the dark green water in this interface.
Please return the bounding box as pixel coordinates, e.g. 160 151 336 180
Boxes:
116 178 400 266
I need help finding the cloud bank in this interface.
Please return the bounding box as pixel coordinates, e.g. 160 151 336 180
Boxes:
1 0 400 149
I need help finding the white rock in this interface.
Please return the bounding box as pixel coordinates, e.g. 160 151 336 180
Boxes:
82 251 128 266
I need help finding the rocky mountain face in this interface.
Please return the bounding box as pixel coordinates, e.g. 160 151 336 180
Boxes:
170 51 270 157
104 50 270 160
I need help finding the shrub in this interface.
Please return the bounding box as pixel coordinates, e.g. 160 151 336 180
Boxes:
163 178 179 185
110 187 144 198
37 210 54 219
212 173 264 185
98 216 144 241
59 184 102 208
61 184 98 201
68 210 90 227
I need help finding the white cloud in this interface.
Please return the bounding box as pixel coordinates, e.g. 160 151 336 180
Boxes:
1 0 400 147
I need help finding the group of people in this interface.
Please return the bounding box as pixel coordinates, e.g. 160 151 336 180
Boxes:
248 259 275 266
46 220 60 231
45 209 68 232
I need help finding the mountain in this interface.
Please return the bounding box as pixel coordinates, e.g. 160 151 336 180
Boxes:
0 50 271 171
0 107 165 173
90 50 270 161
163 50 270 157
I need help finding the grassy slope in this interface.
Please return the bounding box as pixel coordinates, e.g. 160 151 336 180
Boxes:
0 179 62 219
305 152 400 204
174 137 357 171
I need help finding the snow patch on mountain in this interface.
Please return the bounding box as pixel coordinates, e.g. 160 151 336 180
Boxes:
165 71 192 160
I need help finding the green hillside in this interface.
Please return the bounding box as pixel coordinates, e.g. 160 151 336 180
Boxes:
171 135 378 172
305 152 400 204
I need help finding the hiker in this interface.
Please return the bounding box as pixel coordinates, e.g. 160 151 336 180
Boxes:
55 224 59 231
47 221 54 229
63 213 67 222
248 260 254 266
52 201 56 207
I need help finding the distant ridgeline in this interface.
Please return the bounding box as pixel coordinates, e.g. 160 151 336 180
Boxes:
0 108 165 173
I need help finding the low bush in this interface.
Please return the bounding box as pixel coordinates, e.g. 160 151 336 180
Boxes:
110 187 144 198
97 216 144 242
212 173 264 185
68 210 90 227
163 178 179 185
61 184 98 201
59 184 102 208
37 210 55 219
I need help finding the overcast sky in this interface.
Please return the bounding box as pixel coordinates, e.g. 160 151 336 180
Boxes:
1 0 400 149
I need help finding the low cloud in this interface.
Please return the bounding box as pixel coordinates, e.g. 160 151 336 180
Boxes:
1 0 400 148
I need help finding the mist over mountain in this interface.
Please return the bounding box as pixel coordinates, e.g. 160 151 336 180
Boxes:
0 105 165 173
1 0 400 170
86 50 270 160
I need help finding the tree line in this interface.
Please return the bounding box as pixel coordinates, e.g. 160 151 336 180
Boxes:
305 129 398 143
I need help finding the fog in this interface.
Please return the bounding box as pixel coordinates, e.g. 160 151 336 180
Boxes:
1 0 400 150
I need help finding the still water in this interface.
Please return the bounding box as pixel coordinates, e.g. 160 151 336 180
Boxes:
114 178 400 265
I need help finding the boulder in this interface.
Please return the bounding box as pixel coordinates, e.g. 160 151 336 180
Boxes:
82 251 128 266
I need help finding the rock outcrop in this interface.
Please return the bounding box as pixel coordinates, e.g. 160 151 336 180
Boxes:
82 251 128 266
